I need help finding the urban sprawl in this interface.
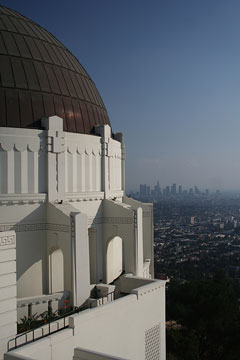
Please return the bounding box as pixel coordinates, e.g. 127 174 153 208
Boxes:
129 182 240 282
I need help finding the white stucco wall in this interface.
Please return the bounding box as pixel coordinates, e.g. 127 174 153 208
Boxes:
123 197 154 277
103 200 135 278
65 132 102 193
0 128 46 195
0 203 47 297
0 123 125 299
0 123 124 199
0 231 17 360
73 347 126 360
0 121 164 360
7 278 166 360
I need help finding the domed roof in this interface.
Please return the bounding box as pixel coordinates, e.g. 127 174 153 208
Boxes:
0 5 110 134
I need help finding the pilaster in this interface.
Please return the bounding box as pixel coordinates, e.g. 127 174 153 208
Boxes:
95 125 111 199
114 132 125 193
70 212 90 307
0 231 16 360
134 208 143 276
41 116 65 203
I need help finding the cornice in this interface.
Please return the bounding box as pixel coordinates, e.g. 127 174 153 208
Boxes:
0 194 47 205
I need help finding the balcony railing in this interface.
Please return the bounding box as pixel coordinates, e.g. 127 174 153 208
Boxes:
8 290 115 352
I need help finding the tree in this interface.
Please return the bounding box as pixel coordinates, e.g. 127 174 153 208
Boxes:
167 272 240 359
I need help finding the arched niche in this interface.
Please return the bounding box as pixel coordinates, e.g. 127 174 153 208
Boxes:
106 236 123 284
49 248 64 293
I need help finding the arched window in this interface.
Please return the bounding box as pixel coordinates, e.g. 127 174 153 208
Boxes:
106 236 123 284
49 248 64 293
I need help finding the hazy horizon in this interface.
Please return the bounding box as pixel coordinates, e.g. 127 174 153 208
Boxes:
127 182 240 194
3 0 240 191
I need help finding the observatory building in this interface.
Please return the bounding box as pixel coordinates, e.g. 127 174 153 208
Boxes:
0 5 166 360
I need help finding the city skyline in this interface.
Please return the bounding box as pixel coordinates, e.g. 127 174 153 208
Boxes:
129 180 213 199
2 0 240 191
128 180 226 194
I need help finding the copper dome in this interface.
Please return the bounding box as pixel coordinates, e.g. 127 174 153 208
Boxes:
0 5 110 134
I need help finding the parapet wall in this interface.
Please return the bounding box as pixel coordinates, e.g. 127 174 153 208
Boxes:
6 277 166 360
0 121 124 201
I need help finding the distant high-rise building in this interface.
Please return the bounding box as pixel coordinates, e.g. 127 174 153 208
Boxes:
178 185 182 194
140 184 147 197
154 181 161 195
146 186 150 197
171 183 177 195
194 186 200 194
155 181 160 191
0 4 166 360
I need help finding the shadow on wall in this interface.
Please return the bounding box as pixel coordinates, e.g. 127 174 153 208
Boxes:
14 204 48 296
15 200 104 298
15 202 74 298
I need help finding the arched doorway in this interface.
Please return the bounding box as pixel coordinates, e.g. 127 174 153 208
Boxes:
106 236 123 284
49 248 64 293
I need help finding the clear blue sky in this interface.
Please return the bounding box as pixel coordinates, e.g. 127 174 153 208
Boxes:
2 0 240 191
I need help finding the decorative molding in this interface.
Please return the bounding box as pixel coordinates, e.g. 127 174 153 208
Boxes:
0 138 41 152
66 144 102 156
0 234 15 246
0 223 69 233
88 217 134 226
65 141 121 158
0 194 47 204
134 213 137 228
46 223 69 232
143 212 152 218
66 192 105 202
108 139 122 158
107 190 124 198
0 191 124 204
